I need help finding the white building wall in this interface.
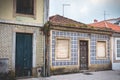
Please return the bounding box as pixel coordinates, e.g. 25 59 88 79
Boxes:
112 63 120 70
112 36 120 70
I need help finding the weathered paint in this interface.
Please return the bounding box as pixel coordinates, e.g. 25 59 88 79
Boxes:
0 0 48 77
0 23 44 76
0 0 44 24
15 33 33 77
50 30 111 74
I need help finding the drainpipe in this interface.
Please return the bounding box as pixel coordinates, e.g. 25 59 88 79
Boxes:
45 33 47 77
43 0 49 77
45 22 50 77
43 22 50 77
43 33 46 77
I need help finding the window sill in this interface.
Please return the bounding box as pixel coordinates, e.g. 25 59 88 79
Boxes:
116 57 120 60
55 58 71 61
96 57 107 60
14 13 36 19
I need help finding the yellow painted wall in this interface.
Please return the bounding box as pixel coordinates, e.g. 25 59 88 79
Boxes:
0 0 44 24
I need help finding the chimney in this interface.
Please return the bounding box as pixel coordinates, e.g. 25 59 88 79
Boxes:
94 19 98 23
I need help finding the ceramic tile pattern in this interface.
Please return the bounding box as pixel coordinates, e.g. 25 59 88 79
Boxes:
0 23 44 69
51 30 111 66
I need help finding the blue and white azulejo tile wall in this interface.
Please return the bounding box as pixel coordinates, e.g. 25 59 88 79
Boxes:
51 30 111 67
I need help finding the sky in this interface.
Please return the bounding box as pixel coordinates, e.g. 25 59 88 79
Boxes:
49 0 120 23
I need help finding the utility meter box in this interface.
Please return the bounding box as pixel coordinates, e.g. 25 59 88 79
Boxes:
0 58 8 73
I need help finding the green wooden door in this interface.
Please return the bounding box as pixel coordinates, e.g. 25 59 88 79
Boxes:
15 33 33 77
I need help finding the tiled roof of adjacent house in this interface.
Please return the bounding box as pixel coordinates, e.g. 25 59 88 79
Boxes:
89 21 120 32
105 17 120 21
49 15 112 32
49 15 87 28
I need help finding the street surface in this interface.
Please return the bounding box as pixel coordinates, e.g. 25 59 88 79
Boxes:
19 70 120 80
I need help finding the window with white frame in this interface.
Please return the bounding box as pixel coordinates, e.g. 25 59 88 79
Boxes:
96 41 107 59
55 38 70 60
115 38 120 60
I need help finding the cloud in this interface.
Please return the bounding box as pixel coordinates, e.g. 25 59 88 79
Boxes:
49 0 120 23
91 0 105 5
80 6 89 14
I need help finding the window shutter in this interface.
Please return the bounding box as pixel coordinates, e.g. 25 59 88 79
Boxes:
97 41 106 58
56 39 69 59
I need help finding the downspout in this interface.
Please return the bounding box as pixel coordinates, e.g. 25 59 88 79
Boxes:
111 36 113 70
45 29 47 77
45 22 50 77
43 32 45 77
43 21 50 77
43 0 49 77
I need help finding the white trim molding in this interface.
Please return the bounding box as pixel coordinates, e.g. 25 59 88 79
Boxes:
111 37 113 64
12 32 36 71
33 31 37 67
115 38 120 60
55 37 71 61
12 32 16 71
96 40 108 59
0 19 43 27
78 38 91 68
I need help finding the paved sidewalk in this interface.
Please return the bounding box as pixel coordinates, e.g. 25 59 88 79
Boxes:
19 70 120 80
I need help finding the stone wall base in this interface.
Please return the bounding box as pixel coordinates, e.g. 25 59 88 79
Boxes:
50 64 112 75
50 66 79 75
89 64 112 71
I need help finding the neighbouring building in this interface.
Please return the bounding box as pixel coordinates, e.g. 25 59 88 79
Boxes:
105 17 120 26
89 21 120 70
0 0 49 77
48 15 112 75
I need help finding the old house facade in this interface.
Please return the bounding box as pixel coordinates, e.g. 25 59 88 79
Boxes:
48 15 112 75
112 33 120 70
89 21 120 70
0 0 49 77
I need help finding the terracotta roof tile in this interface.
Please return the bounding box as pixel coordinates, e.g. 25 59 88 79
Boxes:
49 15 86 28
49 15 111 32
89 21 120 32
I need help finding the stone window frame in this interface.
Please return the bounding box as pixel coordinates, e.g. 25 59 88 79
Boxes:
13 0 36 18
55 37 71 61
115 38 120 60
96 40 107 59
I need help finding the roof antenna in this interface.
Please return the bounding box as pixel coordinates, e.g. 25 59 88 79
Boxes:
104 10 109 21
62 4 70 16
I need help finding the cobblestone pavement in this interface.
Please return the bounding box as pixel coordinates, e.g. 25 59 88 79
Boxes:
19 70 120 80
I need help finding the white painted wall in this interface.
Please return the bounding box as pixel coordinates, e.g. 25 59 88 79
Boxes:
112 37 120 70
112 63 120 70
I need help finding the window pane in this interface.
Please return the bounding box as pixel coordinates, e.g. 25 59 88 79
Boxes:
16 0 34 15
117 49 120 57
97 41 106 58
117 40 120 58
56 39 69 59
117 53 120 57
